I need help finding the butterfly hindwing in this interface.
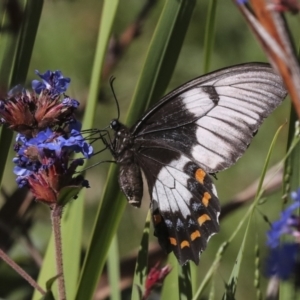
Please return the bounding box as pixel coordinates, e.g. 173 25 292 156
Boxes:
136 146 220 265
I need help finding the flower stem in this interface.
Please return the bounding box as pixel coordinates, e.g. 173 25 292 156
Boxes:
51 204 66 300
0 248 46 295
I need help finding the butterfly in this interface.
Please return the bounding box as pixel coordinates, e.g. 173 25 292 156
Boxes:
103 63 287 265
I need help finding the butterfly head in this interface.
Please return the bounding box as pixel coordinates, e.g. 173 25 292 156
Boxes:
110 119 121 132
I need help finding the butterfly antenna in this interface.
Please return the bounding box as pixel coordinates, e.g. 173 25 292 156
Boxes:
110 76 120 121
76 160 116 173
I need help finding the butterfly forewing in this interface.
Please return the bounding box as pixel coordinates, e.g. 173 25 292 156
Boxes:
131 63 287 173
111 63 287 265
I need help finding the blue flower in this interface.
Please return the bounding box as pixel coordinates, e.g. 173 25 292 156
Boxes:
7 84 25 97
265 189 300 282
13 127 93 193
62 97 80 108
32 70 70 95
267 190 300 248
16 176 29 188
13 164 33 177
59 129 93 158
27 127 54 145
265 243 299 280
16 133 28 144
13 128 92 203
68 120 82 132
2 68 92 204
40 129 94 159
291 188 300 203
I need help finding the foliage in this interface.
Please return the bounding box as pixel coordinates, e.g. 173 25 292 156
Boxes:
0 0 299 299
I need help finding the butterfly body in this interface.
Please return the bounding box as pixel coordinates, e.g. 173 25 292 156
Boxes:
107 63 287 265
110 120 144 207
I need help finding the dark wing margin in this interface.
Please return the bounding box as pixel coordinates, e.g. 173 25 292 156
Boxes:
136 147 220 265
131 63 287 173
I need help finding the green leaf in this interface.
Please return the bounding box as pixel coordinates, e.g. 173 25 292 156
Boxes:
33 199 84 300
73 1 120 299
283 106 300 198
131 210 151 300
222 218 250 300
178 264 192 300
203 0 218 74
254 238 262 300
161 254 179 300
35 1 119 298
130 0 196 114
82 0 120 130
190 263 198 296
280 106 300 299
222 123 285 299
192 241 228 300
57 186 84 206
0 0 43 184
76 0 195 299
10 0 43 86
40 291 56 300
45 274 60 291
107 236 121 300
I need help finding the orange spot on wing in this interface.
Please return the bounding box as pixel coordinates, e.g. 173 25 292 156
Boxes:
169 237 177 246
180 240 190 248
198 214 211 226
202 192 211 207
195 169 206 184
190 230 201 241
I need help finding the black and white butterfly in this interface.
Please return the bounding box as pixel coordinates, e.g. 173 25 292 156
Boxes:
103 63 287 265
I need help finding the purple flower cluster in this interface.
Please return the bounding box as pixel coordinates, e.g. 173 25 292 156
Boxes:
32 70 70 95
0 71 79 137
0 70 93 205
265 189 300 280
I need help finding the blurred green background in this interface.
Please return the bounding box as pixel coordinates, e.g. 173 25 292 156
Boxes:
0 0 296 299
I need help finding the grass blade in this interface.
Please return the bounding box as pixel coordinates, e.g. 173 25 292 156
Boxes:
0 0 43 185
131 210 151 300
35 0 119 298
161 254 179 300
107 236 121 300
222 217 251 299
76 1 195 299
222 124 285 299
178 264 192 300
203 0 218 74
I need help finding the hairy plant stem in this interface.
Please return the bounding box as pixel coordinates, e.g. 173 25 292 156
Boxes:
0 248 46 295
51 204 66 300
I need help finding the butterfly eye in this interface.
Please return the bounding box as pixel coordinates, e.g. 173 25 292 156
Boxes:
110 119 120 131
